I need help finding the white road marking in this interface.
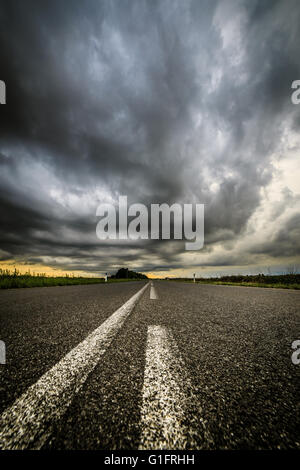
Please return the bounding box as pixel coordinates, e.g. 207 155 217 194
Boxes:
150 285 158 300
0 282 149 450
139 325 193 450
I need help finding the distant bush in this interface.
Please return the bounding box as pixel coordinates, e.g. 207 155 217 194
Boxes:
110 268 148 280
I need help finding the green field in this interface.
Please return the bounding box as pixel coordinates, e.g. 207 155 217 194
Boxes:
0 269 144 289
170 274 300 290
196 280 300 289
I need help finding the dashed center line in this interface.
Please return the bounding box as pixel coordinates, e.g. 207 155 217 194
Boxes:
139 325 195 450
150 282 158 300
0 282 149 450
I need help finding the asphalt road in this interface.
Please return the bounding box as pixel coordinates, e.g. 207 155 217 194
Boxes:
0 281 299 450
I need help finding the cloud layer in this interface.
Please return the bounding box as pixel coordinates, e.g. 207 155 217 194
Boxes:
0 0 300 275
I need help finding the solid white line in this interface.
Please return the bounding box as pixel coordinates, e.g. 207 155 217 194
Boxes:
139 325 191 450
0 282 149 450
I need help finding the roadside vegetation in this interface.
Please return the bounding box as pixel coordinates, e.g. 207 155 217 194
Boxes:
170 274 300 290
110 267 148 280
0 268 146 289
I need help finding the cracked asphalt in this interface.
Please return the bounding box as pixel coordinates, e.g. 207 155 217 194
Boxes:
0 281 299 449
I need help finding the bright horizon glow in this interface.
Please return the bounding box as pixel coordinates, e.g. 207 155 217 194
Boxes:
1 260 299 279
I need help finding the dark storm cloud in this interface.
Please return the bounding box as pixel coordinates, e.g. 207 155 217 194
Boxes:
250 213 300 258
0 0 300 273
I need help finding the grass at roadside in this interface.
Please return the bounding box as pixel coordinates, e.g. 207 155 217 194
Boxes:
168 274 300 290
196 281 300 289
0 269 144 289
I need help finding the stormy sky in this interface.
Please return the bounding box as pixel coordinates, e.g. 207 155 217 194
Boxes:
0 0 300 277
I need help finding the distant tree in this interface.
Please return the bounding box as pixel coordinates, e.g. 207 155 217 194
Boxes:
111 268 148 279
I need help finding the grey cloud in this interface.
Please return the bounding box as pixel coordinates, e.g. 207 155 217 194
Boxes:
0 0 299 273
250 213 300 258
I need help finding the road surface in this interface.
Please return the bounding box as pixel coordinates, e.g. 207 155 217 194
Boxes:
0 281 299 450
